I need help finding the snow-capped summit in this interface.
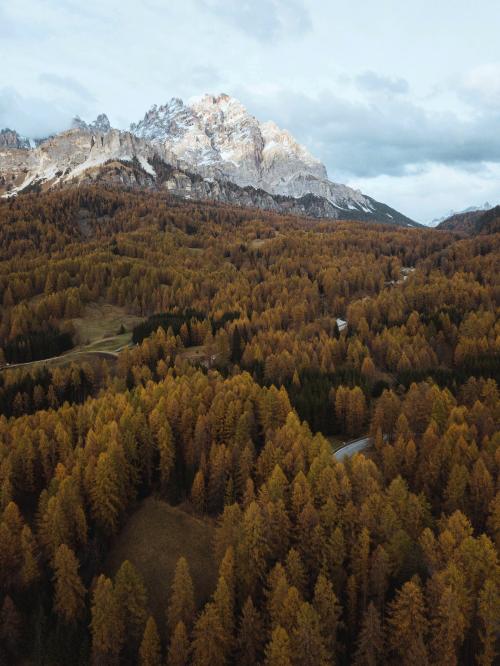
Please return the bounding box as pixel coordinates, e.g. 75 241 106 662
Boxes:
130 93 326 190
128 93 416 223
130 99 192 143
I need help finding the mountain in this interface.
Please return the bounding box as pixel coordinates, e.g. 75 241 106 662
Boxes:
0 121 171 196
437 204 500 235
0 96 419 226
0 128 33 150
130 94 419 226
471 205 500 235
431 202 493 228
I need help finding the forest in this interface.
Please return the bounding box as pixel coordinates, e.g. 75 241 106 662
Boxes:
0 186 498 665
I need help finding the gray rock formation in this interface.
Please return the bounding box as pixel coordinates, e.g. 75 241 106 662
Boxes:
72 114 112 134
0 129 32 150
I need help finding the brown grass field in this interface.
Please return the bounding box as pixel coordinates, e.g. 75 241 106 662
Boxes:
105 497 218 632
2 303 143 373
71 302 143 345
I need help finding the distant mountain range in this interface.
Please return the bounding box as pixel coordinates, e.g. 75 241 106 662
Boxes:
0 94 420 227
429 202 493 227
436 204 500 235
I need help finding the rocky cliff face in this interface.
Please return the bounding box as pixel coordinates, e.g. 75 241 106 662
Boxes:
0 126 170 196
131 95 336 193
74 155 366 220
0 95 419 226
0 129 32 150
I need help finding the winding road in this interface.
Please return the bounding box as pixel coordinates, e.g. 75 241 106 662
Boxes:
1 348 122 372
334 436 372 460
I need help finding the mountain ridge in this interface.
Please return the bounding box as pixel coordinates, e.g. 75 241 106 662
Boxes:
436 204 500 234
0 93 420 227
431 202 493 227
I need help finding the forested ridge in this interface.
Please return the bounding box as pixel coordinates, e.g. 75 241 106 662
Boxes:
0 187 498 665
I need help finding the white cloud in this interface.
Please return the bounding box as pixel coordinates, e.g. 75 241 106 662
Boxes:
195 0 311 41
39 73 96 102
356 71 409 95
460 63 500 108
236 86 500 179
0 88 73 138
348 162 500 224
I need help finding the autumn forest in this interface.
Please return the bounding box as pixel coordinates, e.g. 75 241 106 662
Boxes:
0 187 498 666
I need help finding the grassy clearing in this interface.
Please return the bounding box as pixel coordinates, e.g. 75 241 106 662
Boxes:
2 303 142 373
71 303 143 346
82 332 131 352
178 345 208 361
106 497 217 631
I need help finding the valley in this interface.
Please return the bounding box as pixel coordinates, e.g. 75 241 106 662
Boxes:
2 0 500 663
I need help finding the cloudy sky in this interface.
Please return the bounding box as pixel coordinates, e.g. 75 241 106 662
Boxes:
1 0 500 223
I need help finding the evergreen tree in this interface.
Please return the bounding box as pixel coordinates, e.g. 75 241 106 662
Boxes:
191 602 228 666
265 625 292 666
90 574 124 665
167 557 195 632
52 544 86 623
387 580 428 666
90 451 124 535
114 560 148 651
236 596 264 666
167 621 190 666
353 602 384 666
477 579 500 666
291 602 329 666
313 573 342 660
285 549 307 597
191 470 206 514
20 524 40 587
139 616 162 666
157 423 175 495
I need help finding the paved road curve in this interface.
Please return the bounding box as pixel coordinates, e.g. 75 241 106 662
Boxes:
1 349 120 372
334 436 372 461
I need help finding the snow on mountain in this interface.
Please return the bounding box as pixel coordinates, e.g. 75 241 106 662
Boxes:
0 126 162 197
129 93 407 220
429 202 493 227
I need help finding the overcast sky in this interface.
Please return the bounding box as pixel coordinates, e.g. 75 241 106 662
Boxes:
2 0 500 223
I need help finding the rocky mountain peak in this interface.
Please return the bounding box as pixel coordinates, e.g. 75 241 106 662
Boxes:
63 92 415 225
0 128 32 150
92 114 111 133
71 113 111 134
129 93 326 191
